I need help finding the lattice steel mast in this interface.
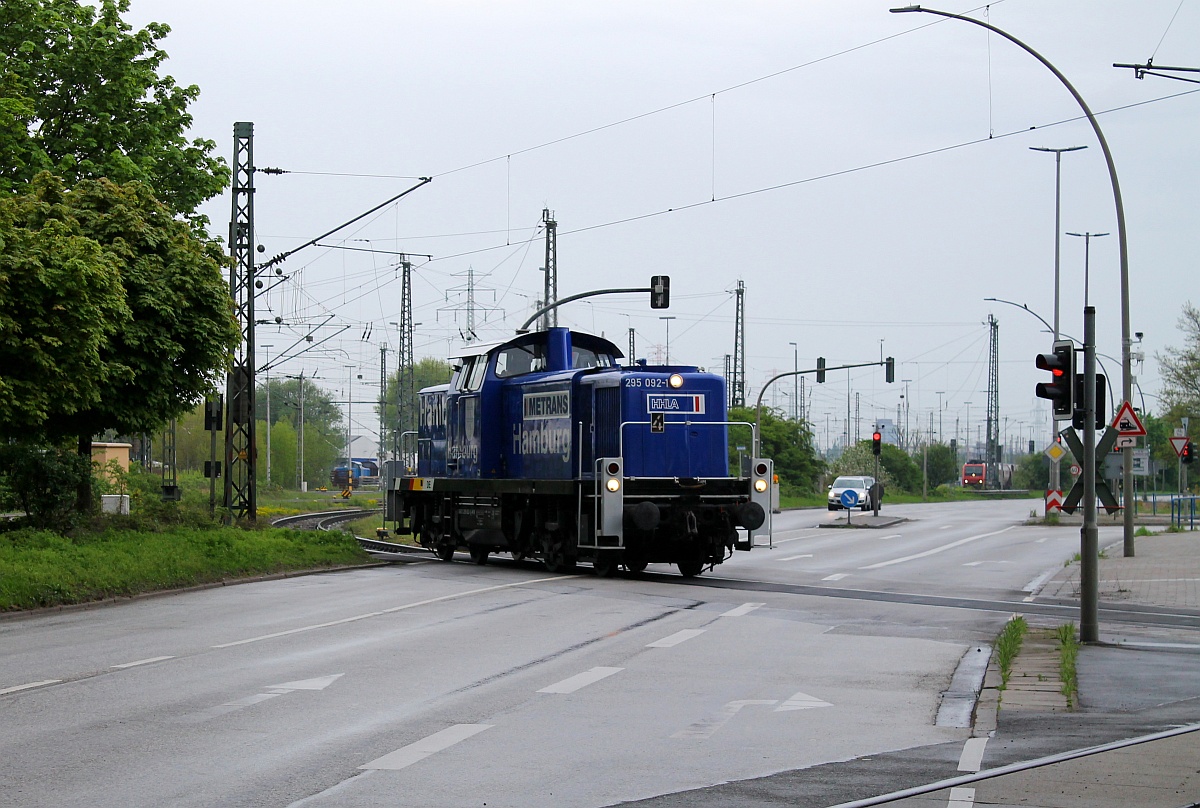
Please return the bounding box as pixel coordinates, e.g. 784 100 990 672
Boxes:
541 209 557 330
986 314 1001 487
224 122 257 521
731 280 746 407
397 257 415 463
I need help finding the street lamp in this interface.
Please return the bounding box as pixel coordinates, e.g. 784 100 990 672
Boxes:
891 6 1136 635
789 342 798 421
660 316 676 364
1029 146 1087 342
1066 231 1110 308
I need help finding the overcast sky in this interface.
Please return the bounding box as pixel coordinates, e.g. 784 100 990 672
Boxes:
125 0 1198 454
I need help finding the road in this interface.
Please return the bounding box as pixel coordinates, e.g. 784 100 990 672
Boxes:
0 500 1151 807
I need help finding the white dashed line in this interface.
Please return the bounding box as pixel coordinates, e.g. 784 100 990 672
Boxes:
947 786 976 808
112 656 175 669
779 554 813 561
721 603 764 617
0 680 61 696
958 737 988 771
359 724 493 770
538 666 623 694
647 629 706 648
822 573 849 581
859 527 1016 570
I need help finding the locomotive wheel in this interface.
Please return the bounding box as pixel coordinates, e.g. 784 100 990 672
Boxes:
469 546 489 565
592 551 619 578
435 542 456 562
624 558 648 574
676 560 703 578
542 537 576 573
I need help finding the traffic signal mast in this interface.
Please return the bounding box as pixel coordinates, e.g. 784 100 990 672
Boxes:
1035 339 1075 418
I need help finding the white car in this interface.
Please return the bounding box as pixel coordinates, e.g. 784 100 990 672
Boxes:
827 475 876 511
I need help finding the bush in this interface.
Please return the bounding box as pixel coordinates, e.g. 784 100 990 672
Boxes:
0 442 97 530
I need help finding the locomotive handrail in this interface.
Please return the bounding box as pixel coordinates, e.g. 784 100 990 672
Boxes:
619 420 757 475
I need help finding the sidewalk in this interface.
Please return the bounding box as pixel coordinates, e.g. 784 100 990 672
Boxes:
965 529 1200 807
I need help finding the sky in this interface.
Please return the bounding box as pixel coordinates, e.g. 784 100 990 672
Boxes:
124 0 1199 456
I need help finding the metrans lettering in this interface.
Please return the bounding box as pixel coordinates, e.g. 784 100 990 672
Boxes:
523 390 570 420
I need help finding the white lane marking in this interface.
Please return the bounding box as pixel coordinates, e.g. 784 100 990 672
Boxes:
647 629 706 648
360 724 493 770
958 737 988 772
111 656 175 669
822 573 849 581
962 561 1010 567
859 526 1017 570
672 700 777 739
768 529 824 545
775 691 832 711
268 674 343 692
947 786 976 808
1036 537 1049 543
940 525 953 530
213 575 574 648
780 553 814 561
537 666 623 694
878 534 902 540
721 603 764 617
0 680 61 696
1023 566 1061 593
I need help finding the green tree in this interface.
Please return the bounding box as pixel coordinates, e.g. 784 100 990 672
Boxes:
0 0 227 222
829 443 893 488
925 443 960 487
381 357 454 432
729 407 824 492
879 443 921 492
1158 302 1200 417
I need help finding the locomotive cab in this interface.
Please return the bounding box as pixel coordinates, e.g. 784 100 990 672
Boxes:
387 327 772 577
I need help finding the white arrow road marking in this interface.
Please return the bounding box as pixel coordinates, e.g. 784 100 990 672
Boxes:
183 673 344 721
0 680 61 696
859 526 1016 569
646 629 706 648
822 573 849 581
948 786 976 808
360 724 493 770
720 603 764 617
672 700 778 739
780 553 813 561
775 691 832 711
268 674 344 692
112 656 175 669
538 666 623 694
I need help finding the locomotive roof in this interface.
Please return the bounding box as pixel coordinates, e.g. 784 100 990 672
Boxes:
447 328 624 361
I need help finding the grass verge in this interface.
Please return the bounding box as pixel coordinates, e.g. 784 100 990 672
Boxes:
0 525 371 612
1056 622 1080 709
995 615 1029 689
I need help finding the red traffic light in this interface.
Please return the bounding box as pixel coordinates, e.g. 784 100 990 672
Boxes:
1184 441 1195 465
871 431 882 456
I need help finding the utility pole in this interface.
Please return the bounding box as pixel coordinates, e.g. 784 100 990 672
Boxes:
731 280 746 407
789 342 798 420
628 328 636 365
379 344 388 465
660 316 676 364
1066 231 1109 309
262 344 273 488
541 208 557 330
986 314 1000 488
224 121 257 522
1031 145 1086 498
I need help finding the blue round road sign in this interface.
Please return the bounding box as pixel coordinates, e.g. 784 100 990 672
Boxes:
840 490 859 509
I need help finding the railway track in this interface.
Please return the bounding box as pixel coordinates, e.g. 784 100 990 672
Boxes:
271 509 433 559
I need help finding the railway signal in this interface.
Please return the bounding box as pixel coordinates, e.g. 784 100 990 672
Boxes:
650 275 670 309
816 357 826 383
1035 339 1075 418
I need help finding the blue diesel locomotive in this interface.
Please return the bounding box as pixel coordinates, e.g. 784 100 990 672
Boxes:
385 327 772 577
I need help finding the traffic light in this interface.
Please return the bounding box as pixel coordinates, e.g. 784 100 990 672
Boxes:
816 357 826 383
885 356 895 384
1184 441 1195 465
1071 373 1106 430
650 275 670 309
1035 340 1075 418
872 431 882 456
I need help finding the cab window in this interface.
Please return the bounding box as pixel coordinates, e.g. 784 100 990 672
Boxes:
495 343 546 378
456 356 487 392
572 346 614 369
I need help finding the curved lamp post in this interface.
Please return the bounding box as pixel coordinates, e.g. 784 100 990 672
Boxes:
892 6 1135 565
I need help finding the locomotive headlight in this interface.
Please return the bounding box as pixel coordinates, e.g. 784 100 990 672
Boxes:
668 373 684 388
606 478 621 492
754 478 768 493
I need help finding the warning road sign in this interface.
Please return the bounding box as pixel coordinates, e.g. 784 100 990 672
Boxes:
1112 401 1146 436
